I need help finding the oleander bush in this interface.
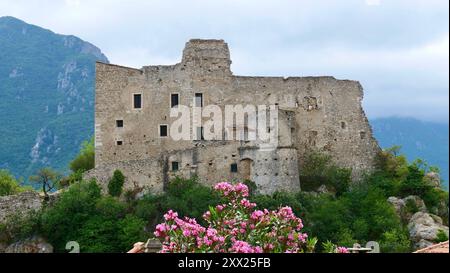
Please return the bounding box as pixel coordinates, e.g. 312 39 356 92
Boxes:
153 182 330 253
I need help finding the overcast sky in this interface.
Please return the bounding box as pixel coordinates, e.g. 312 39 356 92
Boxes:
1 0 448 123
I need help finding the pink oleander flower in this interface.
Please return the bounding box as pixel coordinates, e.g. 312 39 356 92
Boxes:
230 240 261 253
251 210 264 221
288 232 295 241
240 198 256 209
164 210 178 221
153 181 312 253
298 233 308 243
337 247 349 253
214 182 234 196
234 183 249 197
206 228 218 237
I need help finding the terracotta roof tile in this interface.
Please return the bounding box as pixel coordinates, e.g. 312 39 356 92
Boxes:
414 241 449 253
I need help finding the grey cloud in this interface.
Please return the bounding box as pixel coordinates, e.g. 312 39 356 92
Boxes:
0 0 448 122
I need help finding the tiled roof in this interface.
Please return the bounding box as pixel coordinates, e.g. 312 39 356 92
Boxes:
414 241 449 253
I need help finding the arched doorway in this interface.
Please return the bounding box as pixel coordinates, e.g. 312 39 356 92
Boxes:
240 158 253 181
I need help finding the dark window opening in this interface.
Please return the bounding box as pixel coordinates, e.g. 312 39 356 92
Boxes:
172 161 179 171
360 131 366 139
116 120 124 128
195 93 203 107
160 125 168 137
133 94 142 109
231 163 238 173
116 141 123 146
341 121 347 130
171 93 179 108
244 126 249 141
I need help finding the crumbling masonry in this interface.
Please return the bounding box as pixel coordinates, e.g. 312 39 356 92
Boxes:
85 39 380 195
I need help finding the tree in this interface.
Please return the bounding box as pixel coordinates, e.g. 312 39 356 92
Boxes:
29 168 61 200
0 169 29 196
299 152 351 196
69 137 95 173
40 179 148 253
108 170 125 197
40 179 102 251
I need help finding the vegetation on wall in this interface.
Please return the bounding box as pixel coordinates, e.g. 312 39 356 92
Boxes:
299 152 351 196
108 170 125 197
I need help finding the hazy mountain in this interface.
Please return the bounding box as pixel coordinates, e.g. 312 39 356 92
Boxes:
371 117 449 187
0 16 108 180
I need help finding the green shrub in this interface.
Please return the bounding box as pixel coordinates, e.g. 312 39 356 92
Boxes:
69 138 95 173
0 169 30 196
108 170 125 197
405 198 419 214
0 210 41 244
59 170 83 188
252 191 303 216
379 229 411 253
40 179 148 252
116 215 147 251
243 179 257 196
300 152 351 196
435 230 449 243
160 176 221 222
134 194 159 221
40 180 102 251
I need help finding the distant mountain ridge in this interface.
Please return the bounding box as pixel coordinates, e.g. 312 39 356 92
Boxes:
0 16 108 180
371 117 449 187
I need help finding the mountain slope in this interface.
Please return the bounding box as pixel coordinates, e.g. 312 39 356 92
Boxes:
0 16 108 180
371 117 449 187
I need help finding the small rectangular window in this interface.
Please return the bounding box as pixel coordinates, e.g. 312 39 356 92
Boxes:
171 94 179 108
116 140 123 146
133 94 142 109
160 125 168 137
116 120 124 128
231 163 238 173
172 161 179 171
195 93 203 107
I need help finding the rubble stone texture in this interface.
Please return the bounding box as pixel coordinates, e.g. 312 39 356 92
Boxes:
0 191 42 224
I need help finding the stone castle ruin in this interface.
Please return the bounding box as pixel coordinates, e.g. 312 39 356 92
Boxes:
85 39 380 195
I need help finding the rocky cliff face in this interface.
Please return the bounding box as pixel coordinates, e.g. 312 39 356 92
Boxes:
388 192 449 250
408 212 449 250
0 16 108 180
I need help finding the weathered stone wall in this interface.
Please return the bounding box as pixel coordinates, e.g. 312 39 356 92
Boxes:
84 158 164 195
92 39 380 194
0 191 42 224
